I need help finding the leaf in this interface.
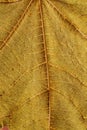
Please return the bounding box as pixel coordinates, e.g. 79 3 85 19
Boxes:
0 0 20 2
0 0 87 130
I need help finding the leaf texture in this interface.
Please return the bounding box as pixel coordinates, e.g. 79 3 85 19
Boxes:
0 0 87 130
0 0 20 2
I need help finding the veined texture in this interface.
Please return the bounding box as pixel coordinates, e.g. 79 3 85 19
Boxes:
0 0 87 130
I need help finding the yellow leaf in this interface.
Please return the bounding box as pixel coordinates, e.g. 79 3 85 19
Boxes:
0 0 87 130
0 0 20 2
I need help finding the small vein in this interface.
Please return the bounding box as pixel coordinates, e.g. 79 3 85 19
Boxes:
51 88 86 125
6 62 47 91
0 0 34 51
19 90 48 108
49 63 87 89
46 0 87 40
6 90 48 119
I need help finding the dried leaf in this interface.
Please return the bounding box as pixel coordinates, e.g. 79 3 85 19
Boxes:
0 0 87 130
0 0 20 2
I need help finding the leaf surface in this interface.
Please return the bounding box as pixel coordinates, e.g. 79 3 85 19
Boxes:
0 0 87 130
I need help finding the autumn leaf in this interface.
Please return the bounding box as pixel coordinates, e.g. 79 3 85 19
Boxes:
0 0 87 130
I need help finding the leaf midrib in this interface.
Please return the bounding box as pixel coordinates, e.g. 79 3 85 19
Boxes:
39 0 51 129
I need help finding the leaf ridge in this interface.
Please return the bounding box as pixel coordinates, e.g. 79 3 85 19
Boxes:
39 0 50 129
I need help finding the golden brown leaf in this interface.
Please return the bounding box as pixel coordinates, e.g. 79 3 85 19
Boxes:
0 0 87 130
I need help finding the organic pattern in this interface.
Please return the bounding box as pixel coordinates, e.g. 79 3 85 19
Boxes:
0 0 87 130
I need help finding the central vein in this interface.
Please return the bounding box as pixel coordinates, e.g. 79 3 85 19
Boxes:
39 0 51 129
